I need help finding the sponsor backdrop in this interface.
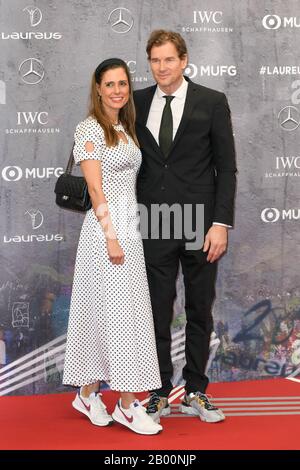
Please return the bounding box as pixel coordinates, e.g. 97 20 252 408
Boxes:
0 0 299 396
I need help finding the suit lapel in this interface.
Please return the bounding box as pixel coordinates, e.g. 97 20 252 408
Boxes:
136 85 164 158
137 85 156 127
166 81 197 158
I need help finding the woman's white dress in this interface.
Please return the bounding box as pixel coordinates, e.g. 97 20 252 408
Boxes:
63 116 162 392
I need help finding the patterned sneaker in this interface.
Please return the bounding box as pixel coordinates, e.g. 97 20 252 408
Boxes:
72 390 113 426
146 392 171 423
180 392 225 423
112 399 163 435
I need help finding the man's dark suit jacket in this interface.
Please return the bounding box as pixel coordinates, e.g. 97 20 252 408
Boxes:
133 78 237 235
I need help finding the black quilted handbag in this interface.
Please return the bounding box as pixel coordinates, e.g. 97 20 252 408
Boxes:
54 144 92 212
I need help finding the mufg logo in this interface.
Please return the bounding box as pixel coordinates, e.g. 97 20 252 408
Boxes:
0 80 5 104
262 14 300 29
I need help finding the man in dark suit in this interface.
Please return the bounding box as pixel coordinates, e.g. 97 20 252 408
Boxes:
134 30 237 423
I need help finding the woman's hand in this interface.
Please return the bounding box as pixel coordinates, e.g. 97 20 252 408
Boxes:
106 239 125 265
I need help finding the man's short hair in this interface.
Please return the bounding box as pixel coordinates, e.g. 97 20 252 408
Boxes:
146 30 188 60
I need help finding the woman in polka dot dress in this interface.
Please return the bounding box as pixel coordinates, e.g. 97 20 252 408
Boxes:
62 59 162 435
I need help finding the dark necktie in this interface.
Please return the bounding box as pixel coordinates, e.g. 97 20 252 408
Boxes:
159 95 175 157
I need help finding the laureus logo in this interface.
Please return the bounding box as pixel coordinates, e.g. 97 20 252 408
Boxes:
23 6 43 27
0 6 62 40
3 209 64 243
25 209 44 230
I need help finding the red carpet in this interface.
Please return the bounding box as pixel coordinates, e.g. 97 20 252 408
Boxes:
1 378 300 450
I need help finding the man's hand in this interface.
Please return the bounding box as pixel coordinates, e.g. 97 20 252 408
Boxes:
203 225 228 263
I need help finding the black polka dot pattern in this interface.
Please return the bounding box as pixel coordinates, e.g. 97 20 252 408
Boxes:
62 117 162 392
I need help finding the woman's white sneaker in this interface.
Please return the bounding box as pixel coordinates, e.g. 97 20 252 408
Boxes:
72 391 113 426
112 399 163 435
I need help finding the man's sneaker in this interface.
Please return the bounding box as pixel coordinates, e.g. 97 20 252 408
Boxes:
180 392 225 423
112 399 163 435
146 392 171 423
72 390 113 426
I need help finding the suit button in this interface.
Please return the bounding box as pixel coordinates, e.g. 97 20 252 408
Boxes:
164 164 169 169
161 186 165 191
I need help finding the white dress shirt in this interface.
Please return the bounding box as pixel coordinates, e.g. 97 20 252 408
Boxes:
146 77 188 144
146 78 231 228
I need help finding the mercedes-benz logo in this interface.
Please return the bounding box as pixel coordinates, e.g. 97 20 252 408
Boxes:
19 58 45 85
23 6 43 27
25 209 44 230
278 106 300 132
108 8 134 34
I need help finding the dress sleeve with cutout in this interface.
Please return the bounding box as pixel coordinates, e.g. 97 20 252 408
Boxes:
73 117 105 165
